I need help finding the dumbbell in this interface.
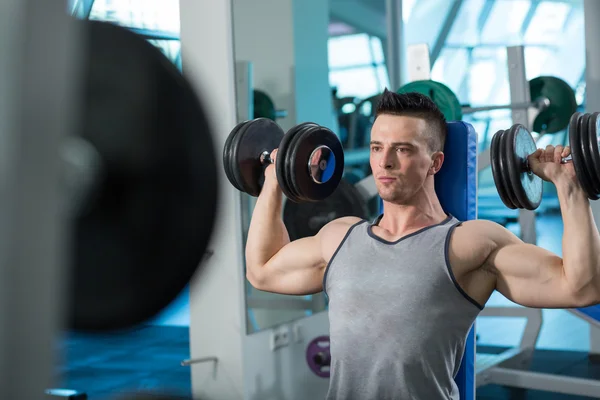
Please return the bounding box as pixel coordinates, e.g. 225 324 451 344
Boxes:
490 112 600 210
223 118 344 202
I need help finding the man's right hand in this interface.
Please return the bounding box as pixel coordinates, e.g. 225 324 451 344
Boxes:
263 148 279 191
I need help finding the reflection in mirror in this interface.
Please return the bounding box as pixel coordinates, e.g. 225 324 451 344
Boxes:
232 0 401 335
233 0 338 333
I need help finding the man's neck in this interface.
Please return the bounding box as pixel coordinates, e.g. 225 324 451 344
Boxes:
379 198 447 234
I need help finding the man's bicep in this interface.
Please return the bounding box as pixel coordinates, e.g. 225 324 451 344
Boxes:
489 240 576 308
252 236 327 295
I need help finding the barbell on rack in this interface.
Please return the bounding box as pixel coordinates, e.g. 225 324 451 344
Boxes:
398 76 578 133
489 111 600 211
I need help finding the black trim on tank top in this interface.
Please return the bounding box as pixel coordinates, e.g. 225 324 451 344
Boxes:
445 222 485 310
367 214 453 245
322 219 368 298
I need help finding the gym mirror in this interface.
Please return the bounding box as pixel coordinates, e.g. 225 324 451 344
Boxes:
231 0 388 335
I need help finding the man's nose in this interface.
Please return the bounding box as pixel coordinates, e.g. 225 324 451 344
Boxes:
379 149 395 169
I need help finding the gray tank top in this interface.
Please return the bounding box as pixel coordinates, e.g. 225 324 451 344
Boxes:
323 214 483 400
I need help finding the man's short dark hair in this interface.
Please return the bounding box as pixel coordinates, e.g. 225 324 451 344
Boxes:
375 89 447 153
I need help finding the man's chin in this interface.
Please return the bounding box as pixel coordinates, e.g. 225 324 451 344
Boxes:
378 190 406 204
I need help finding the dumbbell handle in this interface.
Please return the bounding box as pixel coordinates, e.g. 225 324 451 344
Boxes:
260 151 274 165
463 97 550 115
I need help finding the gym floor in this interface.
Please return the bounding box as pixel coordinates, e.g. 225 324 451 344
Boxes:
55 212 600 399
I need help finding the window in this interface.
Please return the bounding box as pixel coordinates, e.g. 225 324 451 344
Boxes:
89 0 180 34
328 35 373 69
328 34 389 99
524 2 570 45
431 48 469 96
480 0 530 45
447 0 487 47
88 0 181 68
436 0 582 146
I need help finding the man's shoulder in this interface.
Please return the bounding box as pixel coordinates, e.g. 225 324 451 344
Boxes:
320 216 366 240
448 219 505 271
454 218 505 237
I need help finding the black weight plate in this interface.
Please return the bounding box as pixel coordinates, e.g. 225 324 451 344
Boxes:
277 123 317 202
569 112 596 199
579 113 600 198
283 178 369 241
288 125 344 202
231 118 284 196
575 113 598 199
276 123 308 201
72 20 218 331
286 124 322 202
506 125 542 210
282 124 312 201
229 121 253 194
288 123 323 202
490 129 516 209
498 129 523 209
223 121 250 192
587 112 600 192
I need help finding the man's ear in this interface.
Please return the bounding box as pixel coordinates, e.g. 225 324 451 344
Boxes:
430 151 444 175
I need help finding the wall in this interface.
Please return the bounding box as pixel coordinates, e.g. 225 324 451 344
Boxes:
243 312 331 400
232 0 297 131
292 0 338 130
179 0 247 398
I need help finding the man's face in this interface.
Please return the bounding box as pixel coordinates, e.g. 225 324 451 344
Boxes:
369 114 441 204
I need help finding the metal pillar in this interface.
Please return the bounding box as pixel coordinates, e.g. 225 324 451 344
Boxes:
507 46 537 244
0 0 79 398
386 0 404 90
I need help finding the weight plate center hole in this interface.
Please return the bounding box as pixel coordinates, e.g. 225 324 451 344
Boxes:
308 145 335 184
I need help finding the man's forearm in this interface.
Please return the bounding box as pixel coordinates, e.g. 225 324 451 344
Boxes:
557 177 600 295
245 182 290 269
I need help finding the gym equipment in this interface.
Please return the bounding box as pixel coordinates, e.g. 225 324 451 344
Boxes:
398 76 577 133
223 118 344 202
306 336 331 378
398 80 463 122
476 306 600 398
490 112 600 210
489 125 543 210
283 178 369 241
569 112 600 200
253 89 287 120
343 147 370 167
71 20 218 331
223 118 283 196
529 76 578 133
342 168 367 185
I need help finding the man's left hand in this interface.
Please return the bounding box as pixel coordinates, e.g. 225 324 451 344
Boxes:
527 144 577 184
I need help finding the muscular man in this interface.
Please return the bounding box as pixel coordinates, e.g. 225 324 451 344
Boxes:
245 89 600 400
